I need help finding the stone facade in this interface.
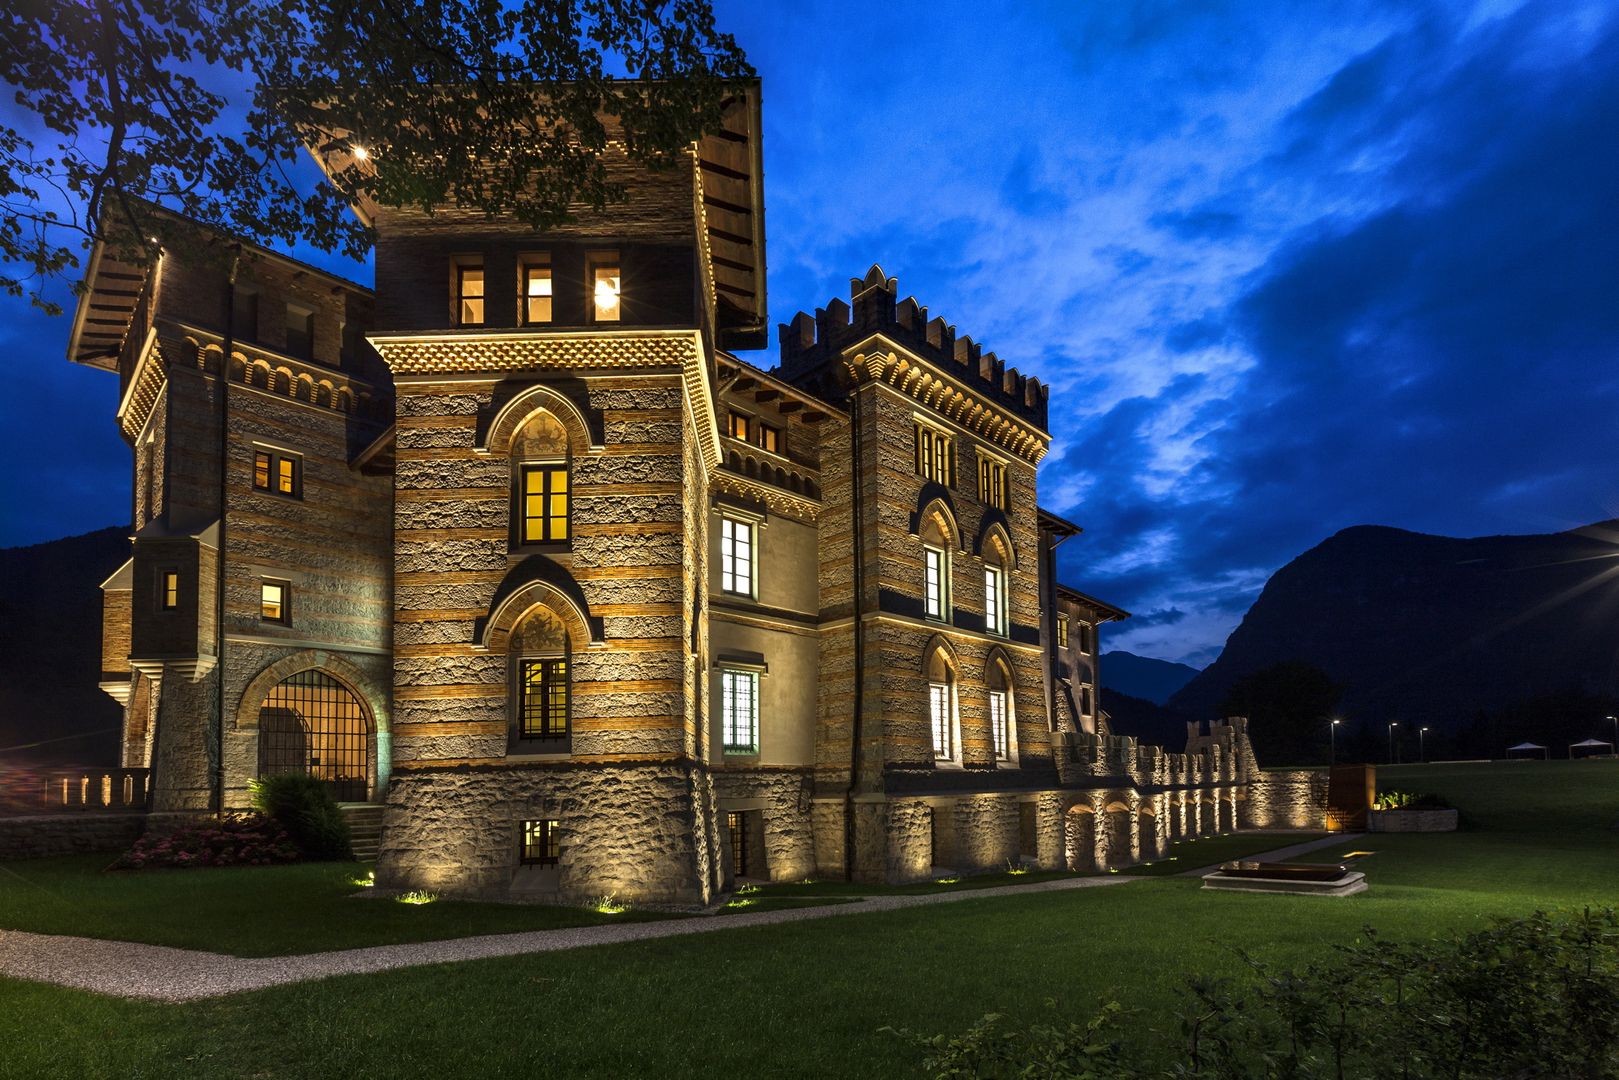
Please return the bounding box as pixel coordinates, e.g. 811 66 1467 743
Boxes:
69 85 1285 904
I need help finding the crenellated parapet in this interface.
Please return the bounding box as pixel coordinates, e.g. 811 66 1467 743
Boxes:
777 264 1050 433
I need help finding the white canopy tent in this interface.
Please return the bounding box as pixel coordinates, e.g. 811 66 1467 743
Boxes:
1506 741 1549 760
1568 738 1614 759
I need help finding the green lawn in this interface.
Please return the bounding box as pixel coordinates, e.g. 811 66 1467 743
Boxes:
0 760 1614 1079
1118 829 1326 875
0 857 671 956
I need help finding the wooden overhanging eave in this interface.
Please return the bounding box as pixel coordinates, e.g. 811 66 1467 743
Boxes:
716 352 843 425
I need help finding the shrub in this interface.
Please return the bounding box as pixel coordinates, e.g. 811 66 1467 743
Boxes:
895 908 1619 1079
110 813 298 870
249 773 354 860
1373 789 1451 810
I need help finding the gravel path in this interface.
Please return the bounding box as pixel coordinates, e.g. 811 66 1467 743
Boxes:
1 834 1361 1002
0 874 1136 1002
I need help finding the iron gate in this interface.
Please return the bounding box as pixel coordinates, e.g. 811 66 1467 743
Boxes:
257 670 372 802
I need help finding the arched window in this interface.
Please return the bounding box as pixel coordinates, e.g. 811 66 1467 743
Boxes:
982 527 1011 637
918 503 955 622
509 606 571 750
925 641 958 764
987 653 1016 763
256 670 372 802
510 410 571 547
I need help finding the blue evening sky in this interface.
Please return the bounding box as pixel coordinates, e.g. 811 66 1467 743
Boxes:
2 0 1615 665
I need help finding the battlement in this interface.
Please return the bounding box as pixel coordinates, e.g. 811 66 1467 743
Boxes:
777 264 1049 431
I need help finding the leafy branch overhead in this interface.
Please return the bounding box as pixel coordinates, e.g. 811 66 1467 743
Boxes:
0 0 753 313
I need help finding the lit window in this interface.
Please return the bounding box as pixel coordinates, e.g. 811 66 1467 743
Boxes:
260 580 289 625
929 681 952 760
161 570 179 610
924 545 949 620
591 262 621 322
720 516 754 596
285 304 314 360
989 690 1009 760
727 811 750 877
721 669 759 754
757 423 781 454
978 456 1007 510
727 411 750 441
520 819 560 866
253 450 302 499
520 464 569 543
455 263 485 326
522 262 553 325
520 658 569 741
915 421 954 485
984 566 1007 636
1057 618 1069 649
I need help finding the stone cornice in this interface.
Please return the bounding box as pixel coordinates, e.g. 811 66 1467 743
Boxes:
710 469 821 524
370 328 721 471
842 335 1050 464
115 328 164 440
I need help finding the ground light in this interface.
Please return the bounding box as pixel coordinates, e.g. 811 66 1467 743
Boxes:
590 895 630 915
395 891 438 905
351 871 375 888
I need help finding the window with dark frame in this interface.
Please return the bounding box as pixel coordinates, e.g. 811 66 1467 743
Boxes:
519 464 570 544
923 545 949 620
590 259 621 322
230 288 259 342
253 449 302 499
455 262 485 326
1081 685 1094 715
756 422 781 454
260 579 290 625
984 565 1007 636
978 456 1007 510
521 261 553 325
915 421 954 485
284 304 314 360
160 569 179 610
727 811 749 877
1057 617 1069 649
727 411 751 441
719 516 754 596
720 668 759 754
520 819 560 866
519 658 569 741
929 681 952 760
989 690 1009 760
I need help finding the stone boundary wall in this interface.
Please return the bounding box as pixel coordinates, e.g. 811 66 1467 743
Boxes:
1367 808 1458 833
1240 770 1329 830
0 813 146 860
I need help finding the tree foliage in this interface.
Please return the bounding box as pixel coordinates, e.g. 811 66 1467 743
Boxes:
0 0 752 312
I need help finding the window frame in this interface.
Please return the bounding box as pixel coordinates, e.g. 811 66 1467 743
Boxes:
914 420 955 486
230 286 259 343
756 421 782 455
453 259 486 327
159 568 180 611
589 255 622 323
517 656 571 744
520 819 561 866
720 667 760 755
519 257 553 326
929 680 954 761
923 544 951 621
252 448 303 500
516 461 571 546
718 515 756 598
259 578 291 626
984 564 1008 636
726 410 751 442
284 302 315 361
989 689 1010 761
1056 616 1069 649
977 453 1008 510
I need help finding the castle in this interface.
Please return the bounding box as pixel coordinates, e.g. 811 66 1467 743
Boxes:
67 85 1267 903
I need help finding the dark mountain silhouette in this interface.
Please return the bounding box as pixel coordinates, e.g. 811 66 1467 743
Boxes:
1101 689 1188 750
0 526 129 765
1170 520 1619 744
1101 650 1201 705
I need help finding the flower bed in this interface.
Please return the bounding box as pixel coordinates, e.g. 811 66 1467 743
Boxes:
110 813 299 870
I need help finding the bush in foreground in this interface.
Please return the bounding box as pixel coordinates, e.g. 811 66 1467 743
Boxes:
111 814 298 870
892 908 1619 1078
249 774 354 861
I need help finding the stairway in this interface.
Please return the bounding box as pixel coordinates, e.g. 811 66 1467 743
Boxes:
340 804 386 861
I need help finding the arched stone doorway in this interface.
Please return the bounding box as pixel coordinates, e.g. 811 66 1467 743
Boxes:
256 670 373 802
1064 804 1098 872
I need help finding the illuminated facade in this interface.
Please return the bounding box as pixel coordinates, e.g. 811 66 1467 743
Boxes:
72 85 1263 904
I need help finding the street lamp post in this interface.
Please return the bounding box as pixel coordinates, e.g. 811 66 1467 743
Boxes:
1420 726 1429 763
1607 716 1617 754
1329 718 1341 764
1388 721 1400 765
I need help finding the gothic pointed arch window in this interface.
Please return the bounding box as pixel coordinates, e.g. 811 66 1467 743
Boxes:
509 606 571 751
982 527 1012 638
509 409 571 548
918 503 956 622
924 639 960 765
986 651 1018 764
